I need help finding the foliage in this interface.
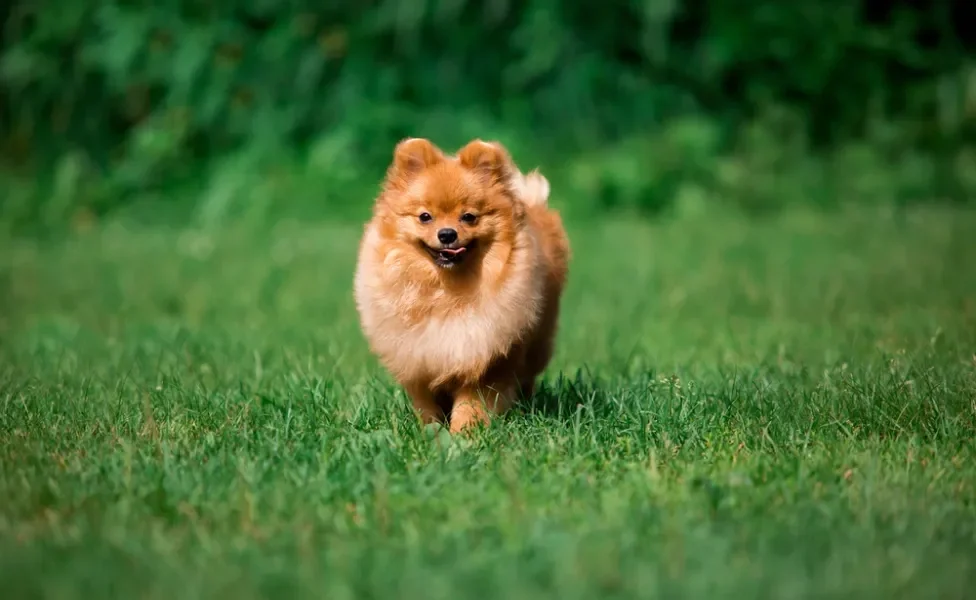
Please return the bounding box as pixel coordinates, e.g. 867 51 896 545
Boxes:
0 1 975 224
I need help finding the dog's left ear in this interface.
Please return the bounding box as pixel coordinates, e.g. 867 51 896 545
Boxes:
391 138 444 177
457 139 515 184
382 138 445 194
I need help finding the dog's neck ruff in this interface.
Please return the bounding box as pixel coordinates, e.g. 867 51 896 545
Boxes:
353 223 545 385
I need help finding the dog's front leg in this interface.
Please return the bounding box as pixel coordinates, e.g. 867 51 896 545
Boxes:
403 382 447 425
450 379 515 433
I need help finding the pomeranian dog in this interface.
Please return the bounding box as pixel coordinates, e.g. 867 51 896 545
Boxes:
353 138 570 433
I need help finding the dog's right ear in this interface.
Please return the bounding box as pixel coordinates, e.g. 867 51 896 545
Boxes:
456 139 515 184
388 138 444 184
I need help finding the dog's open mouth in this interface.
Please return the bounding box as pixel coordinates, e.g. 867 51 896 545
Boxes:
425 242 474 267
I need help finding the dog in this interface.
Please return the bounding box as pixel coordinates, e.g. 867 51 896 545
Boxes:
353 138 570 433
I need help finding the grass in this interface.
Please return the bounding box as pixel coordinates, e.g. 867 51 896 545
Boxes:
1 204 975 599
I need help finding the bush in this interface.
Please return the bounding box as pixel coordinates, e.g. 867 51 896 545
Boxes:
0 1 974 224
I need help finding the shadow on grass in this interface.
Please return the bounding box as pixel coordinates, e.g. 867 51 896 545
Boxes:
512 368 623 423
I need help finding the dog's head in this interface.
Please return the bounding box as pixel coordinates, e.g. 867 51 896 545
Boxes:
376 138 525 270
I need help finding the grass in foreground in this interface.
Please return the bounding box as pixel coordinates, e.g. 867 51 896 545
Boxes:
1 206 975 599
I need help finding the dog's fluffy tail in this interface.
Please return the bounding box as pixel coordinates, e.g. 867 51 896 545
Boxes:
517 169 550 207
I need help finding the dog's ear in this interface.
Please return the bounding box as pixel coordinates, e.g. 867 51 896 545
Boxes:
388 138 444 183
457 139 515 184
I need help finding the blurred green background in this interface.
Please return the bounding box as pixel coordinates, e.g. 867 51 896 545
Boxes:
1 0 974 230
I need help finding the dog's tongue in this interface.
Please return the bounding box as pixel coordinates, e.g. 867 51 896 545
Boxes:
440 247 466 256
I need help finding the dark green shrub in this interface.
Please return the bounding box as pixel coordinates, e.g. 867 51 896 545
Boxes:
0 1 973 221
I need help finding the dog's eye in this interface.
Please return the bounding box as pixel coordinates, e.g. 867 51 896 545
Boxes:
460 213 477 224
419 212 432 223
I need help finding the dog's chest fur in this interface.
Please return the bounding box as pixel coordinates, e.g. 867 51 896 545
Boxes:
354 227 544 384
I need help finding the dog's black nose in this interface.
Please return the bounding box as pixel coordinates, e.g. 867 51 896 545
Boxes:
437 228 458 244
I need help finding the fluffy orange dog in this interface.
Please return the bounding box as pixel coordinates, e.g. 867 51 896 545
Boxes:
353 138 570 433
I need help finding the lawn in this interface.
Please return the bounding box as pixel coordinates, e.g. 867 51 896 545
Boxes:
1 205 975 599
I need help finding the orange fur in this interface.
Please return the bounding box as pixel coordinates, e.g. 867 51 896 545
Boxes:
353 138 570 433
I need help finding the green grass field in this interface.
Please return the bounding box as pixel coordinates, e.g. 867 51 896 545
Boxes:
1 205 975 599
